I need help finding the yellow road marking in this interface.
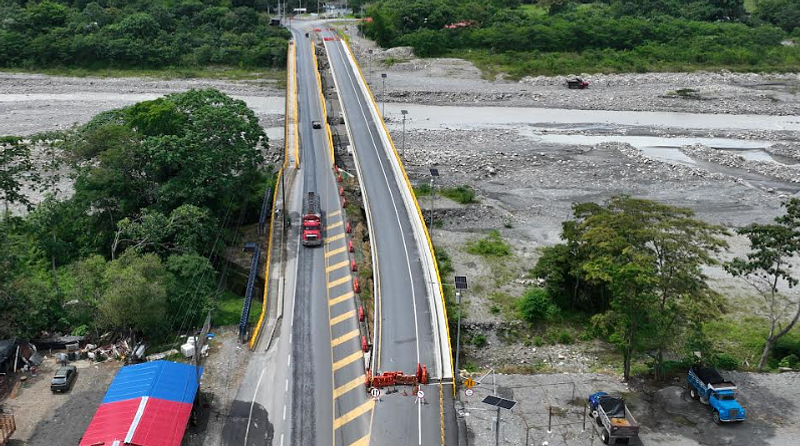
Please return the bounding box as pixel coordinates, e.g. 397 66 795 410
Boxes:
330 309 356 327
326 246 346 258
327 221 343 231
329 210 341 218
333 375 365 399
329 291 354 307
327 276 350 289
346 434 370 446
331 329 359 347
333 350 363 371
326 233 345 243
333 400 373 429
326 260 349 273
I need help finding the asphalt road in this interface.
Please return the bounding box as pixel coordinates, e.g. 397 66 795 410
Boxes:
323 30 454 446
290 24 373 446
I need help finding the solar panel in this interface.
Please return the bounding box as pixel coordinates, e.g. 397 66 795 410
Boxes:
455 276 468 290
482 395 517 410
430 168 440 177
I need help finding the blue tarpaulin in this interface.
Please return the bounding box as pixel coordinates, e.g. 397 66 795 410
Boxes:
102 360 202 405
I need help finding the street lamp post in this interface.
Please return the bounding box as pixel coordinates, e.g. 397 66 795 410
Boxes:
381 73 387 120
429 168 438 238
454 275 467 394
368 49 373 84
401 109 408 159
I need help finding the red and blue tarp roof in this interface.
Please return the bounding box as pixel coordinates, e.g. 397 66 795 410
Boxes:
79 360 202 446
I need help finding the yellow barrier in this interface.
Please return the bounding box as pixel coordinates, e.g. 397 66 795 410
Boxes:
311 41 336 166
341 40 455 393
250 41 296 350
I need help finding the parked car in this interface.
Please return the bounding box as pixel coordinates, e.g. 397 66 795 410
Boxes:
312 120 322 129
50 365 77 392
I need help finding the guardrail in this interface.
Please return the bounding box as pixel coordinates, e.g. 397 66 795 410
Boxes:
239 244 261 341
339 39 454 381
249 41 296 350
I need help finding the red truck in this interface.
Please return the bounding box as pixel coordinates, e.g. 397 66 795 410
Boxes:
302 192 322 247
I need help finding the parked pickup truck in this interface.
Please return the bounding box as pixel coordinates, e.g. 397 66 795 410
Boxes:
687 366 746 424
588 392 640 445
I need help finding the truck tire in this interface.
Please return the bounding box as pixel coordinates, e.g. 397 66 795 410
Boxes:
596 416 603 427
689 386 698 400
713 411 721 425
601 429 610 445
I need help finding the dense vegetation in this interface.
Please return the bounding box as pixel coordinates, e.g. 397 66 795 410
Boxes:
0 89 271 341
360 0 800 77
0 0 290 70
527 196 800 377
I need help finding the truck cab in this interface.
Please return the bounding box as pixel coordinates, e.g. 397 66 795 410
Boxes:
688 366 746 424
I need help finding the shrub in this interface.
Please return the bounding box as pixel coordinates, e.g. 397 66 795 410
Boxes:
466 230 511 257
471 333 487 348
518 287 559 323
714 353 739 370
779 354 799 369
441 185 477 204
557 330 574 345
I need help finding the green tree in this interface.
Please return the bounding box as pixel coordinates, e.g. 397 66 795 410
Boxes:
0 137 37 213
727 198 800 370
99 251 171 337
112 204 217 258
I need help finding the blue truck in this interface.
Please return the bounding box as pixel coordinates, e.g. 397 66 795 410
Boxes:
687 366 746 424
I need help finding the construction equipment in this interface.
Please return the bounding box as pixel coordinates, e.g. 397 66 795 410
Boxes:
0 412 15 445
567 78 589 89
302 192 322 247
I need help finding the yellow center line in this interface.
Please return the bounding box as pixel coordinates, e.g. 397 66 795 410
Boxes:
326 221 343 231
329 291 354 307
333 375 365 399
333 400 374 429
330 309 356 327
326 260 349 273
346 434 370 446
325 246 346 258
331 329 359 347
327 276 350 289
326 233 345 243
328 210 341 218
333 350 363 371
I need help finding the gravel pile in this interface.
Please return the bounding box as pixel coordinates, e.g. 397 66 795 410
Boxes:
681 143 800 184
766 143 800 161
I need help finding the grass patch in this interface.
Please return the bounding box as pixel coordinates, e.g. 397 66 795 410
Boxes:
441 185 477 204
466 230 511 257
2 66 286 84
413 183 433 197
212 291 263 327
453 47 800 80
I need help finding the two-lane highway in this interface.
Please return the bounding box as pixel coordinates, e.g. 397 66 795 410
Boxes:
323 32 446 446
289 24 373 446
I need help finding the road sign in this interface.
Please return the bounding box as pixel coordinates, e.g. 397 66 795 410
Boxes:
416 390 425 400
371 388 381 400
464 378 476 389
465 388 474 397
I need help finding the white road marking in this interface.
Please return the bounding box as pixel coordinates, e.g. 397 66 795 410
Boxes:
280 433 284 446
287 354 291 368
243 367 267 445
283 405 287 421
285 378 289 392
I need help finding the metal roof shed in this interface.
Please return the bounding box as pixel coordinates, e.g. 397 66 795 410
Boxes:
78 360 202 446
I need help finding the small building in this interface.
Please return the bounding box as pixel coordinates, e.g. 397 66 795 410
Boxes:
78 360 202 446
